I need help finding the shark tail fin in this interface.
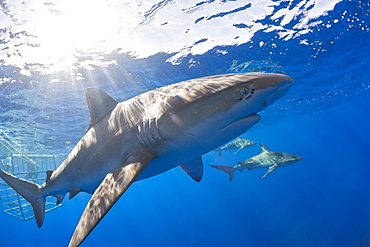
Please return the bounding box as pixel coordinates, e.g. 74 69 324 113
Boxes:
209 165 235 181
0 169 45 228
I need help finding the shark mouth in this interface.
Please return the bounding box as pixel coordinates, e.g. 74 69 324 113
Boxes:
221 113 261 133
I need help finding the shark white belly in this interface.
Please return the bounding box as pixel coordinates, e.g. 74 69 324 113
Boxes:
0 72 293 247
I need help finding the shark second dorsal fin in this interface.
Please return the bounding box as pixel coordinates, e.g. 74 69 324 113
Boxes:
260 143 270 152
180 157 204 182
46 170 54 183
85 87 118 131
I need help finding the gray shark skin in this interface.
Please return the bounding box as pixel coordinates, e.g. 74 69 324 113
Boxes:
214 137 257 156
0 73 293 247
210 143 302 181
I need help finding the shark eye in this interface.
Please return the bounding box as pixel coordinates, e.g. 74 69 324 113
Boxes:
239 86 249 96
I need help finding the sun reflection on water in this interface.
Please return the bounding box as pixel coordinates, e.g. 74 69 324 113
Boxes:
24 0 122 73
0 0 347 76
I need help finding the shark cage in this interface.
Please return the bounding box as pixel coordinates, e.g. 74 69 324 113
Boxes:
0 136 62 221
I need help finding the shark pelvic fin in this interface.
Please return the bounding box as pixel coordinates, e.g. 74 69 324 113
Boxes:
68 152 155 247
261 164 278 179
180 157 203 182
209 165 235 181
69 187 81 200
260 143 270 153
0 169 45 227
85 87 118 131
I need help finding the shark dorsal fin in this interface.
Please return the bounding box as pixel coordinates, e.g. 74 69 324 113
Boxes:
85 87 118 131
260 143 270 152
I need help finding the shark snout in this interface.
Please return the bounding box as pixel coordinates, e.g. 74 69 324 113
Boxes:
261 76 293 108
274 79 294 95
295 156 303 161
291 155 303 164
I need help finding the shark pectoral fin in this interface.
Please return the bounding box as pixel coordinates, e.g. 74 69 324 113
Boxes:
180 157 203 182
68 152 155 247
261 164 278 179
233 148 243 155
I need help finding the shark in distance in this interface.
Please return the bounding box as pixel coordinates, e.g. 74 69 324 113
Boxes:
214 137 257 156
210 143 302 181
0 73 293 247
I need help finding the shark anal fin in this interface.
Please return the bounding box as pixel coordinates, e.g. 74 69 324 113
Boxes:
68 152 155 247
180 157 203 182
53 194 65 205
261 164 278 179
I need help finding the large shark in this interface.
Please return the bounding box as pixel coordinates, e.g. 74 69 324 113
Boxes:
214 137 257 156
210 143 302 181
0 73 293 247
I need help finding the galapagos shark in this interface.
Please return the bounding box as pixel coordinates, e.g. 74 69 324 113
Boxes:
0 73 293 247
210 143 302 181
214 137 257 156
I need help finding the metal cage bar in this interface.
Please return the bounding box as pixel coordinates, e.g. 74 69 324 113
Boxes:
0 154 62 221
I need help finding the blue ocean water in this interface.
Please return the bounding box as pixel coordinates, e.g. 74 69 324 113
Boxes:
0 1 369 247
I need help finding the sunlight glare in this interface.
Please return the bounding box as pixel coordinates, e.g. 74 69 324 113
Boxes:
32 0 121 72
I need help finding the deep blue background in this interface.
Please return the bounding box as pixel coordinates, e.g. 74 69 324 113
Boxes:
1 84 369 247
0 1 370 247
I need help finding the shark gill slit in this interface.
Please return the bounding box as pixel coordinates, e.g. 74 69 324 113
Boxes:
137 118 165 148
